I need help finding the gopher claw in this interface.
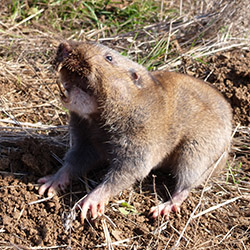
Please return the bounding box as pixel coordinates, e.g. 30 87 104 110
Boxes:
149 189 189 219
78 186 109 223
38 165 70 197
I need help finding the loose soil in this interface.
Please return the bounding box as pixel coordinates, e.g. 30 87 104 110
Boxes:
0 3 249 250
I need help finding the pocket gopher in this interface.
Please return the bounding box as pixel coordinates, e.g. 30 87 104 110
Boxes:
38 40 232 221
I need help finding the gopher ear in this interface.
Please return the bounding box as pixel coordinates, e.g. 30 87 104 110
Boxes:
130 70 142 89
131 71 139 80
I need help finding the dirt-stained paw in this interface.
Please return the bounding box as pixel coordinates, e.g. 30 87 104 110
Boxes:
77 186 109 223
38 167 70 197
150 190 189 218
149 202 181 219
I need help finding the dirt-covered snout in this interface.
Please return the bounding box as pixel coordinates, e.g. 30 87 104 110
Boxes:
54 42 98 118
55 42 93 91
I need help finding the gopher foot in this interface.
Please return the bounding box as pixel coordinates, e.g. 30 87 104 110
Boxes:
78 185 109 223
149 189 189 218
38 165 70 197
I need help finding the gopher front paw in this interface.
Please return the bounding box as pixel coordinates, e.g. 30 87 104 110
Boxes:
78 186 109 223
38 166 70 197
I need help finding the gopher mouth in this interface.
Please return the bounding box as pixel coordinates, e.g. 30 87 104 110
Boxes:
56 64 98 117
56 65 92 104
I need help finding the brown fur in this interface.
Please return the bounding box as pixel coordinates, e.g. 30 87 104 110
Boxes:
38 41 232 220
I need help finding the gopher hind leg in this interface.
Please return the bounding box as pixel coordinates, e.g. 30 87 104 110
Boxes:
150 138 228 218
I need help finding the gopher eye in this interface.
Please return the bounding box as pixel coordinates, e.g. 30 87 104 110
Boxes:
105 55 113 62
